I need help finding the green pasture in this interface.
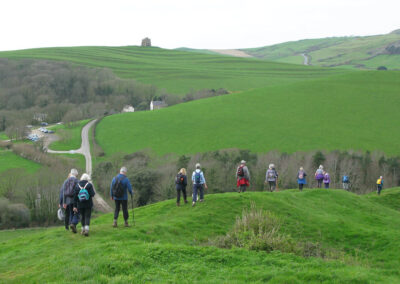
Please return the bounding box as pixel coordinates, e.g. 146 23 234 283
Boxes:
0 149 41 174
96 70 400 156
1 188 400 282
0 46 347 94
0 132 8 140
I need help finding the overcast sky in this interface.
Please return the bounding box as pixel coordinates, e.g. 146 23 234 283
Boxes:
1 0 400 51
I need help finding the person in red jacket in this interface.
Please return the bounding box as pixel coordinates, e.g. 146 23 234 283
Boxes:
236 160 250 193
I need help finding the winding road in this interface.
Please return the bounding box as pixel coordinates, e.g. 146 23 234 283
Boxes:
47 120 112 212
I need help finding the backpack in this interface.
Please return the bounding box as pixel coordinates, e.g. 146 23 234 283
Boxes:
78 182 90 202
237 166 244 177
377 178 382 185
176 174 185 185
268 170 275 178
64 177 76 197
112 176 126 198
298 171 304 179
342 176 349 183
194 171 202 184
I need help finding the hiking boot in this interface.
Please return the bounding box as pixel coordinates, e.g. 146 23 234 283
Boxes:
124 221 130 227
113 220 117 228
184 200 188 204
81 230 85 235
70 224 77 234
84 231 89 237
192 202 196 207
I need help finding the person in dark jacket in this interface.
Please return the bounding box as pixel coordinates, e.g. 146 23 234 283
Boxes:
73 173 95 236
59 169 79 232
175 168 188 206
110 167 133 227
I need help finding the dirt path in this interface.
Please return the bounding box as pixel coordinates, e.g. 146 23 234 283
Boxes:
301 53 310 65
47 120 112 213
209 49 253 58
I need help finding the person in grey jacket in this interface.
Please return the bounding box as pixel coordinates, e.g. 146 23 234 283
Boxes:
59 169 79 233
236 160 250 193
265 164 278 192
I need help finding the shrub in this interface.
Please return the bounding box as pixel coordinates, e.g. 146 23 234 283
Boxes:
0 198 31 229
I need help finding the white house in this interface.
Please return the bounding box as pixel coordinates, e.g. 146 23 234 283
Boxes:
122 105 135 113
150 100 167 111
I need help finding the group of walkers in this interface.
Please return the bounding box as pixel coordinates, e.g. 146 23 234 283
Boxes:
59 162 386 235
59 167 134 237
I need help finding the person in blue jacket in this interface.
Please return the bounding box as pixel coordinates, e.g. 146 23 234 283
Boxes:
110 167 133 227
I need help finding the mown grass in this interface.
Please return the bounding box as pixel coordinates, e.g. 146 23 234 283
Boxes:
0 149 41 174
1 188 400 283
0 46 348 94
48 119 90 151
96 70 400 156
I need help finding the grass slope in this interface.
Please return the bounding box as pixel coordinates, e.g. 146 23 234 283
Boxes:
1 189 400 283
96 70 400 156
244 30 400 69
0 149 41 174
0 46 346 94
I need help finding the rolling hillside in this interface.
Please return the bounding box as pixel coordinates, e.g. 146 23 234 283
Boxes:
0 46 347 94
96 70 400 157
243 29 400 69
1 188 400 282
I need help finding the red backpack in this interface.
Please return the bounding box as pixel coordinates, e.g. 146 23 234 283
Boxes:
237 166 244 177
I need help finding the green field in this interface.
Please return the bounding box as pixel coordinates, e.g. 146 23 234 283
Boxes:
244 30 400 69
48 120 90 151
0 46 347 94
96 70 400 156
1 188 400 282
0 132 8 140
0 149 41 174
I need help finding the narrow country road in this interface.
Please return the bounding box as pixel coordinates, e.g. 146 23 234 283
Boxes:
48 120 112 213
301 53 309 65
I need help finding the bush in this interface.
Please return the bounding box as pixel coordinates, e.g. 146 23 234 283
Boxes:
0 198 30 229
377 66 388 71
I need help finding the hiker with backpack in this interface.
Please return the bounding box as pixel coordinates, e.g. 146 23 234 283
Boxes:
192 163 208 207
377 176 384 195
59 169 80 232
175 168 188 206
297 167 307 191
342 175 350 190
73 173 95 236
315 165 324 188
323 171 330 189
110 167 133 227
265 164 278 192
236 160 250 193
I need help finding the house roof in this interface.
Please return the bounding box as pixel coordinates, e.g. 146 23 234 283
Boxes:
152 101 167 106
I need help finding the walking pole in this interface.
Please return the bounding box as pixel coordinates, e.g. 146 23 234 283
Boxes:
130 193 135 226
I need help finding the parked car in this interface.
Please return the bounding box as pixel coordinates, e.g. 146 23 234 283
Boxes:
41 122 48 126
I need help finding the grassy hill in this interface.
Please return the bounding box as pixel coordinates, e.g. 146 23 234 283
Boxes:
0 46 347 94
0 148 41 174
1 188 400 283
243 30 400 69
96 70 400 157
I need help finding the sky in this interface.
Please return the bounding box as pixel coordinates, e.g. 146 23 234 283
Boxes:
1 0 400 51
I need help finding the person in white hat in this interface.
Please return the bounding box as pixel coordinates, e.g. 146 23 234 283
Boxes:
236 160 250 193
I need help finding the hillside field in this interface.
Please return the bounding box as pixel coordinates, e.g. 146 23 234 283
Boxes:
0 46 347 94
0 149 41 174
243 30 400 69
1 188 400 283
96 70 400 157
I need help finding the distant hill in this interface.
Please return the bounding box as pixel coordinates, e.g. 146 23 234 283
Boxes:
243 29 400 69
2 189 400 282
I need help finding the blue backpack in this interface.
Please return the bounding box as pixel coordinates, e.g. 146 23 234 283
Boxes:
78 183 90 202
342 176 349 183
194 171 202 184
